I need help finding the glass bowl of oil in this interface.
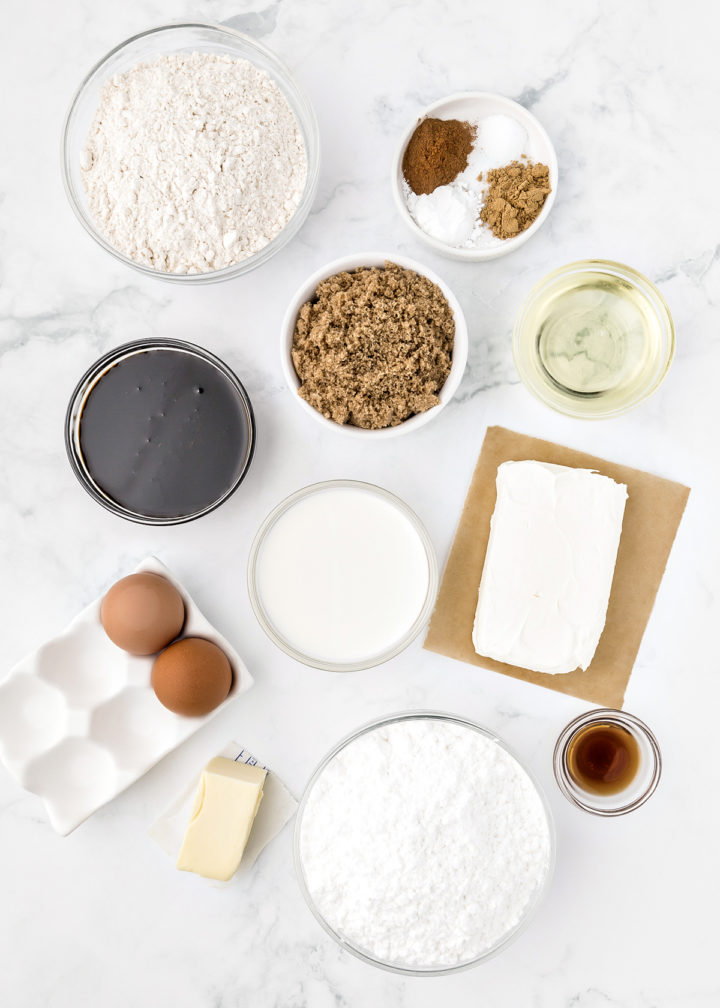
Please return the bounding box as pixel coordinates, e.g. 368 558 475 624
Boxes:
553 708 662 816
513 260 675 418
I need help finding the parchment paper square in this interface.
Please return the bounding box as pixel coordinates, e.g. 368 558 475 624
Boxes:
424 426 690 708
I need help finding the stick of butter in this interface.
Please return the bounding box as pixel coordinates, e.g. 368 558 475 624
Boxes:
176 757 267 881
472 460 627 675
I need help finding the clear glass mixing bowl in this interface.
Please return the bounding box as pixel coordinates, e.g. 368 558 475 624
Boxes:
294 711 556 975
61 21 320 284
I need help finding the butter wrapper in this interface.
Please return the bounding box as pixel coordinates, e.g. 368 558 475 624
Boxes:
149 742 297 883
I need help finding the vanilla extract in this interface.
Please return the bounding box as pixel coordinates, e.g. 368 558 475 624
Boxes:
566 722 640 796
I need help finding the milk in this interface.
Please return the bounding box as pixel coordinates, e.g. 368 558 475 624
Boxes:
255 486 431 664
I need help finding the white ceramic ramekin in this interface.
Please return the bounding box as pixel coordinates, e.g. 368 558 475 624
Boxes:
391 91 558 262
280 252 468 438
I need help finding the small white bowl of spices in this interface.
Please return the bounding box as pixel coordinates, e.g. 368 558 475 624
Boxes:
280 252 469 438
392 92 558 261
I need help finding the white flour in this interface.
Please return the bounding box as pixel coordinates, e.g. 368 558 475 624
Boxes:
299 717 551 968
81 52 307 274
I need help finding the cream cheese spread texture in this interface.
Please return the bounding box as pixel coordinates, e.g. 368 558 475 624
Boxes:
472 460 627 675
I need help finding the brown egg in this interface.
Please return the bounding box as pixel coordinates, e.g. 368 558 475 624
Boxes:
151 638 232 716
101 572 185 655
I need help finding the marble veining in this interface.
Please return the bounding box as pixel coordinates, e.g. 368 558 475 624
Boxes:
0 0 718 1006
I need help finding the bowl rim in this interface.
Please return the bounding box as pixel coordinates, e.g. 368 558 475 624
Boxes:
246 480 439 671
280 251 469 438
65 337 256 525
60 19 320 284
390 90 558 262
293 709 557 975
512 258 676 419
553 707 662 815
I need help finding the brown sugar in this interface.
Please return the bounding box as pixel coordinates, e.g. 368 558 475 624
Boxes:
480 161 551 239
291 262 455 430
402 117 475 195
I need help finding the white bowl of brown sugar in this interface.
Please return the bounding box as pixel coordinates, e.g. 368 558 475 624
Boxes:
280 252 469 439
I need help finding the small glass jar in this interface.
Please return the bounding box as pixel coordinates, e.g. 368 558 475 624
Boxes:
553 708 661 816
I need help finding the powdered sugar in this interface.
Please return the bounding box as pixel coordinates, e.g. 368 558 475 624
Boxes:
299 717 552 968
81 52 307 274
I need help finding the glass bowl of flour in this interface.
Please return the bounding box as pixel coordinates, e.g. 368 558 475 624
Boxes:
62 22 319 283
295 711 555 975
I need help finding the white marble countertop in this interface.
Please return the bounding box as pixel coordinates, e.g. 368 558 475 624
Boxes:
1 1 718 1005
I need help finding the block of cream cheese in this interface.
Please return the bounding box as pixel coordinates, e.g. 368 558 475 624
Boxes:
176 757 267 881
472 461 627 675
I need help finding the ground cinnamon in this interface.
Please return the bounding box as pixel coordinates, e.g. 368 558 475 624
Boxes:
480 160 551 239
402 118 475 195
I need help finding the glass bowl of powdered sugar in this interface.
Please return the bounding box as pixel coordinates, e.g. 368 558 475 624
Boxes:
295 711 555 975
61 21 319 283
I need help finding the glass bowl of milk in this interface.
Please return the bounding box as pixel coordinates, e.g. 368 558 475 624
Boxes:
247 481 438 671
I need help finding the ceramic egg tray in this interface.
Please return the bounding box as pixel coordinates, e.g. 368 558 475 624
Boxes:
0 557 253 835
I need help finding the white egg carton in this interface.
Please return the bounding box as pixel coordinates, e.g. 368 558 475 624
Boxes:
0 557 253 835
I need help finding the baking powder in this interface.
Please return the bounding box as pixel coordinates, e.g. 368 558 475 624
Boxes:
81 52 307 274
299 717 551 968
